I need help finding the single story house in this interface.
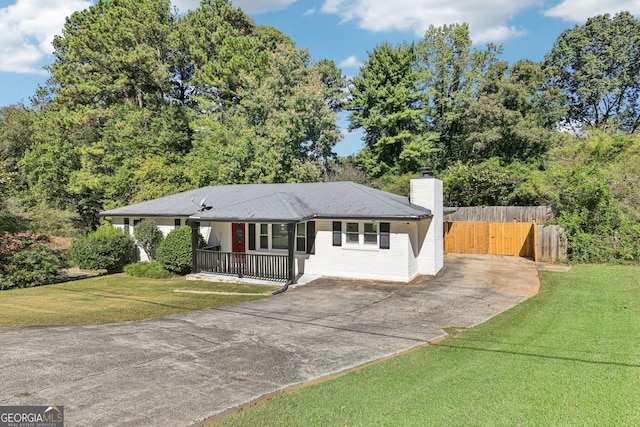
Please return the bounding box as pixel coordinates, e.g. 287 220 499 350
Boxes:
99 172 443 283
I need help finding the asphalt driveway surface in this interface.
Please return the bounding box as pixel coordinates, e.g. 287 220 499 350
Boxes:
0 254 539 426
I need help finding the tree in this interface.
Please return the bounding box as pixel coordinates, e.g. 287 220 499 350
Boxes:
0 104 34 170
461 60 558 163
177 0 261 109
190 34 340 183
20 133 78 210
316 58 348 111
442 158 533 206
10 0 343 228
543 11 640 133
49 0 175 109
348 42 430 177
416 23 501 168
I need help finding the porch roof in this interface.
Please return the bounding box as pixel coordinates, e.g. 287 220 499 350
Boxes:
100 181 432 222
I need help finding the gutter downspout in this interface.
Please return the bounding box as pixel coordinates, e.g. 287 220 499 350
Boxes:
272 279 293 295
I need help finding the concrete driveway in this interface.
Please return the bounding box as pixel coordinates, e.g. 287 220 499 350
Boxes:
0 254 539 426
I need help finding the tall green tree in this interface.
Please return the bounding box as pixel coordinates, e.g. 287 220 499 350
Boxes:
49 0 175 109
543 11 640 133
189 36 340 183
0 105 34 170
178 0 261 110
462 60 558 163
416 23 501 169
348 42 431 177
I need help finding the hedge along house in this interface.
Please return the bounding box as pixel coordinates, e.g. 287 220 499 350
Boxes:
99 172 443 283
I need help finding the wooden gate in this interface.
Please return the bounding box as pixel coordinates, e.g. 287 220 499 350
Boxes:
444 221 537 259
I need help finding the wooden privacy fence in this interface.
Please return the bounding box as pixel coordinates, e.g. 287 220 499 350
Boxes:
537 224 568 262
446 206 553 223
444 221 567 262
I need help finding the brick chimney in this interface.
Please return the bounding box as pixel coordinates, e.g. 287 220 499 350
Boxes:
410 169 444 275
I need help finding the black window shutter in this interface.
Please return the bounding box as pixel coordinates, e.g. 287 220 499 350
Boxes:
380 222 390 249
248 223 256 250
332 221 342 246
306 221 316 254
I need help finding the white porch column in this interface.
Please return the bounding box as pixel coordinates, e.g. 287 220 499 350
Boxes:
410 169 444 275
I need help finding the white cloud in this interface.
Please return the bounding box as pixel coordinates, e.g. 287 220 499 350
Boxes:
320 0 542 43
232 0 298 14
339 55 363 69
303 7 317 17
0 0 92 73
543 0 640 23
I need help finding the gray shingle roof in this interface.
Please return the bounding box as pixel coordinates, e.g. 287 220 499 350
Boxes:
99 182 431 222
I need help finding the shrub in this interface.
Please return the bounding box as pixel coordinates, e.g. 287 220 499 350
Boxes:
133 220 164 260
124 261 175 279
0 231 49 259
156 226 204 275
70 225 136 273
0 274 14 290
3 244 62 289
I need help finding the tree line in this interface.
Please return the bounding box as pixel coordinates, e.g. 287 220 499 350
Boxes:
1 0 639 263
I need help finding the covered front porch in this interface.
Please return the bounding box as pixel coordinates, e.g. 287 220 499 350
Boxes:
195 248 290 282
190 221 299 284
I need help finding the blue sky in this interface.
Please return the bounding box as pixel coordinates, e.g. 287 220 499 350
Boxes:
1 0 638 155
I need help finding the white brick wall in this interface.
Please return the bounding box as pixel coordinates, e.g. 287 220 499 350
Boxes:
410 176 444 275
302 220 416 282
109 206 443 281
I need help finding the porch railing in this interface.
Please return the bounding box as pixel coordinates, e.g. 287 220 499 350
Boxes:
195 249 289 282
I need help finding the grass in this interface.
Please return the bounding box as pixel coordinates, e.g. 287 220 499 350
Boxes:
212 265 640 426
0 274 279 327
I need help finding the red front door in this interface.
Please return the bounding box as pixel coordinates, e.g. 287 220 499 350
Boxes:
232 223 245 253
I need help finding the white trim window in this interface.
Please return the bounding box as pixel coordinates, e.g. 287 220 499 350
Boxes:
363 223 378 245
260 224 269 249
345 222 359 244
344 222 377 245
341 221 389 249
253 223 307 252
296 223 306 252
271 224 288 250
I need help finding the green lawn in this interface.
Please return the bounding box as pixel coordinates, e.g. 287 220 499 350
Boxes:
0 274 278 327
213 265 640 426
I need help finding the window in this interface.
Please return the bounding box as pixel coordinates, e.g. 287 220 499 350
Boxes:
260 224 269 249
346 222 359 244
255 223 308 252
174 218 181 228
271 224 288 250
338 221 389 249
124 218 130 235
296 223 306 252
364 223 377 245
